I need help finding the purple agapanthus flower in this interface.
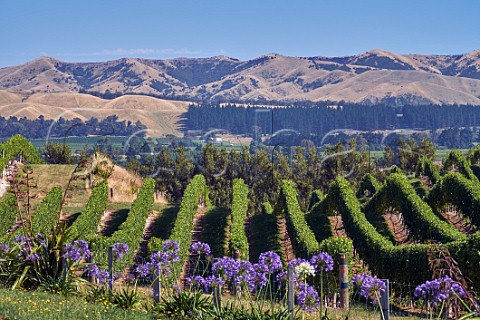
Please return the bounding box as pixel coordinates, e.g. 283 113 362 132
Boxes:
190 242 211 256
351 273 386 304
162 240 179 253
414 275 467 306
64 240 91 261
136 263 151 278
185 275 207 290
112 243 129 261
85 263 100 277
212 257 239 281
97 269 109 285
310 252 334 272
26 253 40 261
205 275 225 289
0 244 9 253
297 284 320 313
258 251 283 273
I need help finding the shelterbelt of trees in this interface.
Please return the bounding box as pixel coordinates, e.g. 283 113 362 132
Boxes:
0 115 146 139
183 103 480 148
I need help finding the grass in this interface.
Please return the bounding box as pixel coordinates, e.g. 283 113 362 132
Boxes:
150 206 180 240
29 136 130 153
12 164 89 212
0 288 154 320
200 206 230 257
249 213 281 263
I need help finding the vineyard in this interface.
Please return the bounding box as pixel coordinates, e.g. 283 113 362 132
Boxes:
1 135 480 318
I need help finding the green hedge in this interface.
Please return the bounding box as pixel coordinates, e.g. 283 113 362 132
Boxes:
364 173 465 243
427 172 480 228
442 150 478 182
0 194 19 237
415 157 440 185
229 179 249 259
308 190 324 212
69 181 109 241
275 180 318 258
32 186 63 236
356 173 381 199
324 178 480 287
108 178 155 265
149 175 208 265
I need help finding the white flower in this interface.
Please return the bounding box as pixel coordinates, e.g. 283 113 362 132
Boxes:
295 262 315 279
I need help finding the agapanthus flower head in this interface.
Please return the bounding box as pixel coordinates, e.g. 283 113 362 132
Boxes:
64 240 91 261
14 235 26 244
151 250 179 265
288 258 309 269
310 252 334 272
124 273 136 285
0 244 9 253
112 243 129 261
162 240 179 253
185 275 207 291
351 273 386 304
414 276 467 306
258 251 283 273
136 263 151 278
205 275 225 289
26 253 40 261
297 284 320 313
85 263 100 277
190 242 211 256
212 257 239 281
295 262 315 280
237 260 254 276
97 269 109 285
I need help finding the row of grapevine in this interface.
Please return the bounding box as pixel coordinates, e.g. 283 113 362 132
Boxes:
69 181 109 241
415 157 440 185
316 177 480 286
229 178 249 259
98 178 155 266
31 186 63 236
275 180 319 258
364 174 465 243
428 172 480 228
0 194 18 239
150 175 208 263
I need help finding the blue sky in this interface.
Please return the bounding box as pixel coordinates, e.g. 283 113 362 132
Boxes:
1 0 479 67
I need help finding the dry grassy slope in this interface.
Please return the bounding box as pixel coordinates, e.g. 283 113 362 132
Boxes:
1 49 480 105
0 91 190 135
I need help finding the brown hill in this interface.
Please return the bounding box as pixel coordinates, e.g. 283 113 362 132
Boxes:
0 91 189 135
1 49 480 105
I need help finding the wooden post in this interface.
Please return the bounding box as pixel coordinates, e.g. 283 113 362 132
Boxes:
61 245 68 282
287 263 295 320
109 188 114 201
213 286 221 309
153 269 162 303
339 253 349 309
108 246 113 293
233 248 241 296
380 279 390 320
88 255 96 283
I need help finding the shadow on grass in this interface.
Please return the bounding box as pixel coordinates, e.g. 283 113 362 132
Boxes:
101 209 129 237
150 206 179 240
249 213 281 262
200 207 229 258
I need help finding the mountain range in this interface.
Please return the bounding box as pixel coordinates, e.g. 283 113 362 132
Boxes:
1 49 480 106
